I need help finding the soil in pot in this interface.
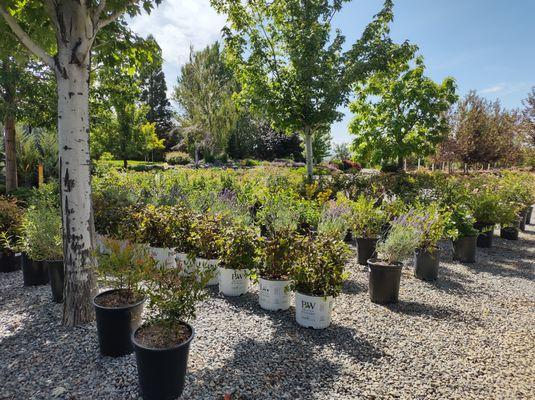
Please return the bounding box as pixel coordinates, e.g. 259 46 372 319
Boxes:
414 248 439 281
0 251 21 273
22 257 49 286
46 260 64 303
453 236 477 263
500 226 519 241
355 237 378 266
367 259 402 304
133 322 194 400
259 277 291 311
295 292 333 329
93 289 145 357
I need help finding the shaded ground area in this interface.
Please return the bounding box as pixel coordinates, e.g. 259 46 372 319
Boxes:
1 227 534 400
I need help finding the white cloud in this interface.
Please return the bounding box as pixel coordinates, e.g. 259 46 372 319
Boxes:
127 0 226 96
480 83 506 94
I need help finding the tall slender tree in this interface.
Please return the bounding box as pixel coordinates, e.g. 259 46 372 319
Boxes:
139 35 174 147
0 0 162 326
211 0 414 180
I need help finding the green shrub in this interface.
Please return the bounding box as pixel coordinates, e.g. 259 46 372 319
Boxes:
0 196 24 252
165 151 192 166
217 222 260 270
351 195 387 238
289 235 350 297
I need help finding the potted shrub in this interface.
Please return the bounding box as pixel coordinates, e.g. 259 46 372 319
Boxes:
289 235 350 329
404 203 451 281
448 205 479 263
469 190 500 248
368 218 421 304
497 201 522 241
217 222 259 296
132 262 210 400
189 213 224 285
497 171 535 234
19 207 52 286
37 207 64 303
351 195 387 265
93 239 154 357
130 204 190 269
256 194 301 310
0 196 24 273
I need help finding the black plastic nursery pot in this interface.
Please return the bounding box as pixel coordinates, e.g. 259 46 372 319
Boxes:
500 226 519 241
46 260 64 303
453 236 477 263
93 289 145 357
133 323 194 400
0 251 21 273
474 223 494 248
367 259 402 304
526 206 533 225
414 248 439 281
22 256 49 286
519 209 528 232
356 237 378 266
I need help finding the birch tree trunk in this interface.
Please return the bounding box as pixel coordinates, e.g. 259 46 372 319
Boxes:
304 127 314 181
55 13 96 326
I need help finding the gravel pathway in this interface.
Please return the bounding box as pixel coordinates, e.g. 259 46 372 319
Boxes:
1 226 534 400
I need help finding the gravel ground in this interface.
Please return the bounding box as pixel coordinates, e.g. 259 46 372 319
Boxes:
1 226 534 400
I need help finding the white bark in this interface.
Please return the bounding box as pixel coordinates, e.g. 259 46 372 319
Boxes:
55 17 97 326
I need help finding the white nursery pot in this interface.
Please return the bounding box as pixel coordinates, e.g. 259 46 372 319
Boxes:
258 278 291 311
196 258 220 286
219 267 250 296
295 292 333 329
149 247 176 268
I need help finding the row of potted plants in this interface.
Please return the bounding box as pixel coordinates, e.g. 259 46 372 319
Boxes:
0 189 64 303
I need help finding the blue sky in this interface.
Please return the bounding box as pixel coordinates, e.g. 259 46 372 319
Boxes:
130 0 535 144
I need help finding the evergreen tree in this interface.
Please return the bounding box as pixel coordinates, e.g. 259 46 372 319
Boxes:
139 36 175 148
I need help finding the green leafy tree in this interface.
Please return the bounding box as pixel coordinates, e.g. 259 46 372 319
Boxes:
349 55 457 168
173 42 238 161
0 0 162 326
211 0 414 180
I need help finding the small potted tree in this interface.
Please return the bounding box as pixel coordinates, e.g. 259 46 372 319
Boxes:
217 222 259 296
290 235 350 329
368 218 421 304
407 203 451 281
132 262 210 400
0 196 24 273
189 213 224 285
449 205 479 263
351 195 387 265
469 190 500 248
256 195 301 310
497 202 522 241
93 240 154 357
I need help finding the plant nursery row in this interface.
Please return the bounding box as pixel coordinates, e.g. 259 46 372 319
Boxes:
1 168 534 399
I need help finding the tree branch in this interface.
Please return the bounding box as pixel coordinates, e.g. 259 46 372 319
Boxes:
0 5 55 69
96 0 137 31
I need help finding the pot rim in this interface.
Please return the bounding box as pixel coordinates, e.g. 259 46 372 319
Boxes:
295 290 333 299
259 276 290 283
367 258 403 269
218 266 249 272
43 259 64 264
354 236 379 241
132 321 195 352
92 288 146 310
